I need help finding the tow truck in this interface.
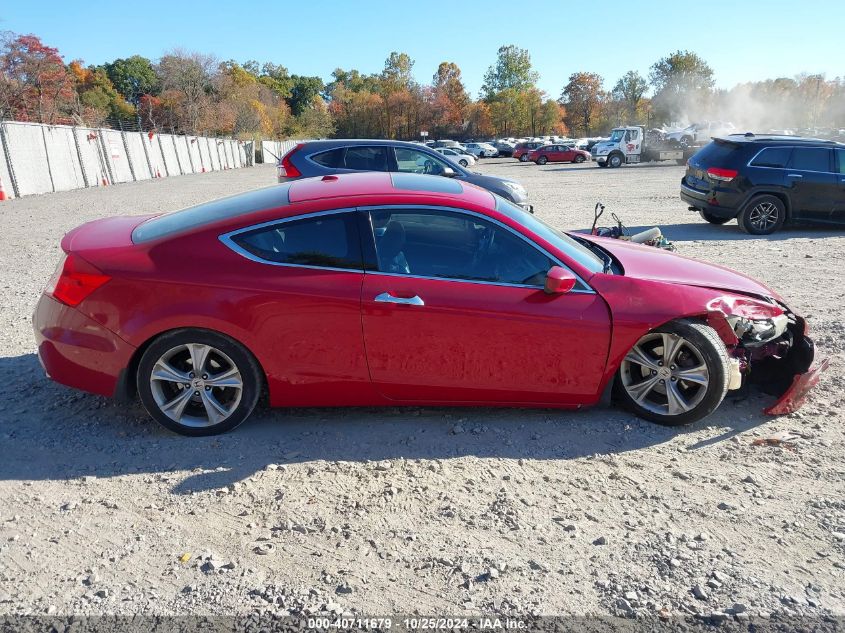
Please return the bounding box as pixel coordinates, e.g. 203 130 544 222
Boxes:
591 126 703 168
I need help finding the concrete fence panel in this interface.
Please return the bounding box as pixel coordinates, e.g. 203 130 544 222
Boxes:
0 125 16 199
231 140 242 168
42 125 85 192
197 137 212 172
187 136 203 173
222 139 235 169
3 122 53 196
75 128 109 188
158 134 181 176
261 140 280 164
144 133 166 178
124 132 152 180
204 138 221 171
100 129 134 183
173 136 193 174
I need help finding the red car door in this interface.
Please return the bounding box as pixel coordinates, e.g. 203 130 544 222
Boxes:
562 147 577 162
360 207 611 404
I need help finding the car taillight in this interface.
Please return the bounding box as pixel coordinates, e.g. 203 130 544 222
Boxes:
706 167 738 182
278 144 303 179
47 253 111 307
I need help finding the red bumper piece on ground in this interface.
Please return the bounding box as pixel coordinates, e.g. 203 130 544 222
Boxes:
764 357 830 415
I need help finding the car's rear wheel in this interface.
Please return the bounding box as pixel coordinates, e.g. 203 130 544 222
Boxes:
574 155 586 163
137 329 262 436
537 156 548 165
615 320 730 426
519 154 529 162
738 195 786 235
699 210 731 225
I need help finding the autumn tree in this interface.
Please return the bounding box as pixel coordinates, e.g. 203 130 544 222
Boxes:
612 70 648 121
0 32 75 123
69 61 134 125
649 50 714 123
103 55 158 106
431 62 469 136
561 72 606 136
157 49 216 132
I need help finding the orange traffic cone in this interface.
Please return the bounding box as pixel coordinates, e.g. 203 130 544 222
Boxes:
0 176 7 201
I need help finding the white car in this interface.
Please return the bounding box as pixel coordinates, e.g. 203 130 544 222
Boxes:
665 121 736 146
434 147 477 167
464 142 498 158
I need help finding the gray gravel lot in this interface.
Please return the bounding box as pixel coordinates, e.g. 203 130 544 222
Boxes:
1 160 843 620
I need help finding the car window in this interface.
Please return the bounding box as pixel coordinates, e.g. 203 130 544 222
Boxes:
229 213 363 270
837 149 845 175
750 147 792 168
788 147 831 172
368 208 554 287
394 147 453 175
343 146 389 171
310 148 345 168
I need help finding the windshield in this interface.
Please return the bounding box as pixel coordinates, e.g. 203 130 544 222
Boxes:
609 129 625 142
494 197 604 274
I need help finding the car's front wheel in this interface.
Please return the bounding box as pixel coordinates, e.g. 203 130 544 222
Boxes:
537 156 548 165
137 329 263 436
699 210 731 225
574 155 586 163
615 320 730 426
459 159 469 167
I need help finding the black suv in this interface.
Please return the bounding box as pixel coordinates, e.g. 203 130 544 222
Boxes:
277 139 533 212
681 134 845 234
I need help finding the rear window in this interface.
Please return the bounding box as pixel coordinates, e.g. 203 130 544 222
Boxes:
690 140 740 166
750 147 792 168
132 184 291 243
788 147 831 172
228 212 362 270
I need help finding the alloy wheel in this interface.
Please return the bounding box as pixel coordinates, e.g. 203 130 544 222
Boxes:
149 343 243 428
619 332 710 416
747 201 780 232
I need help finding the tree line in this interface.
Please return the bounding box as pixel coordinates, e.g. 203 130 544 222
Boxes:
1 32 843 141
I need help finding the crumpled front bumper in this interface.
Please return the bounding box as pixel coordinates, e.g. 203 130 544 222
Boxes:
765 356 829 415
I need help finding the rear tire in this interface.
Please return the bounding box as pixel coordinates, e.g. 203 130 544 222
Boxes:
699 210 731 225
738 195 786 235
519 154 529 162
614 320 730 427
137 329 263 436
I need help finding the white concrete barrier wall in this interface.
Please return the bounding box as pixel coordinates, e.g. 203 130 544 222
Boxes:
144 133 166 178
0 120 268 199
158 134 181 176
0 126 16 199
4 122 53 196
75 128 108 188
42 125 86 192
173 136 193 174
100 129 133 183
187 136 203 173
124 132 152 180
197 137 212 172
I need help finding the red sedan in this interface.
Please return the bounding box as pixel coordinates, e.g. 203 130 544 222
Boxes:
529 144 591 165
34 172 822 435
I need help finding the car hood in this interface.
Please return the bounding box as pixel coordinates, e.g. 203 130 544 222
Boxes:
577 234 781 300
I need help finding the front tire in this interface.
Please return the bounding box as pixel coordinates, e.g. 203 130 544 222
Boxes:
537 156 548 165
738 195 786 235
137 329 263 436
615 320 730 426
699 210 731 225
459 159 469 167
608 153 623 168
574 155 586 163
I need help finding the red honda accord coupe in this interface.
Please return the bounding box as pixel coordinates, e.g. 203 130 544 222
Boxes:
34 172 823 435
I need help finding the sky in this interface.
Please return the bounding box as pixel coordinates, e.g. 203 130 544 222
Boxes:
2 0 842 98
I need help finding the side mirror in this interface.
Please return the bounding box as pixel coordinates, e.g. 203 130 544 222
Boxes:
544 266 577 294
442 167 457 177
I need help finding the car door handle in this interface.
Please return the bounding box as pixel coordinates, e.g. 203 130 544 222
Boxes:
374 292 425 306
786 173 803 178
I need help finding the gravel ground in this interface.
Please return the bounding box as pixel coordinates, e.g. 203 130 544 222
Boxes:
1 160 844 623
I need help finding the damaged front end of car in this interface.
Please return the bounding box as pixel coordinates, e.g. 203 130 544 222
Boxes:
705 295 828 414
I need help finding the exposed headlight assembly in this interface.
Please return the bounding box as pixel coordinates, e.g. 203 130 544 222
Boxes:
707 295 789 347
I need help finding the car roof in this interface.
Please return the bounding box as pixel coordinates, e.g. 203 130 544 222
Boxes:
716 133 845 147
287 171 494 207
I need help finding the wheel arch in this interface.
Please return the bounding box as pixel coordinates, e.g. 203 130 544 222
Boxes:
115 325 269 403
741 189 793 221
